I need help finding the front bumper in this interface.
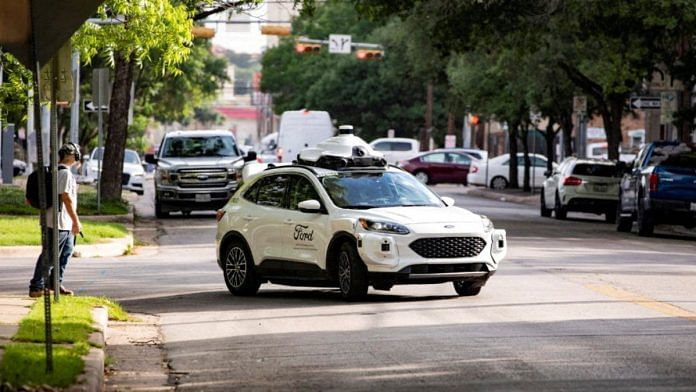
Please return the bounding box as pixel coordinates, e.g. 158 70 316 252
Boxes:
356 228 507 278
156 183 237 210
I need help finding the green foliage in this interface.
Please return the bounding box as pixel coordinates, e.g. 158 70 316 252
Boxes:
0 344 86 388
0 185 129 216
0 215 128 246
0 52 32 128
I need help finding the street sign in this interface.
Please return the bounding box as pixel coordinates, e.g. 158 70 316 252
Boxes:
83 100 108 112
39 43 74 102
630 96 661 110
329 34 352 54
573 96 587 114
444 134 456 149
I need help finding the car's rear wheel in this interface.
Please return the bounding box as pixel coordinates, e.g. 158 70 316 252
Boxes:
616 194 632 232
155 198 169 219
605 207 617 223
453 281 482 296
490 176 508 190
540 191 552 217
637 200 654 236
337 242 368 301
554 193 567 220
223 240 260 296
414 171 429 185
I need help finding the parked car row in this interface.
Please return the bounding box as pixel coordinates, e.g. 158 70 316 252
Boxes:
539 141 696 237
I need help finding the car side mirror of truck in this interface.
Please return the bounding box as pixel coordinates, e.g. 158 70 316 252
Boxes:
298 199 322 213
243 151 257 162
145 153 157 164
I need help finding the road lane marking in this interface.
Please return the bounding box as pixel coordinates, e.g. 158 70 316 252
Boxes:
586 284 696 321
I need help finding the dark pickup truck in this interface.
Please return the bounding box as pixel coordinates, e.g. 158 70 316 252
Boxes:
616 141 696 236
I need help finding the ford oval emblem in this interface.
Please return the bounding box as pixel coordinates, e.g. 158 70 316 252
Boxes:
444 225 455 229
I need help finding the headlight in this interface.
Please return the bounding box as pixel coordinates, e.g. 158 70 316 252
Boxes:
359 218 410 235
481 215 494 233
227 167 237 180
158 169 174 185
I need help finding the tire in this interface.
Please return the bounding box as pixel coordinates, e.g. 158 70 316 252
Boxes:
337 242 368 301
554 193 567 220
540 191 552 217
605 207 617 224
155 199 169 219
490 176 508 190
136 190 144 196
372 282 394 291
222 240 260 296
453 281 482 296
616 195 632 232
414 171 429 185
637 200 654 236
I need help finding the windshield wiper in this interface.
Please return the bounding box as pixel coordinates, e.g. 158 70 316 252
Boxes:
341 205 376 210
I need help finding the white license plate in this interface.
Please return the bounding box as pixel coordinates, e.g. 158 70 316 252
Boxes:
691 202 696 211
195 193 211 202
594 184 608 192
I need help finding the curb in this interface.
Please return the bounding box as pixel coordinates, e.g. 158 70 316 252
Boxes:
0 233 134 258
462 187 538 206
67 306 108 392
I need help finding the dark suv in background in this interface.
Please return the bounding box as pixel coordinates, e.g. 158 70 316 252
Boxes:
616 141 696 236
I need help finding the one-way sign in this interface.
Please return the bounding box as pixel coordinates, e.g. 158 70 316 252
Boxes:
630 96 661 110
83 100 109 112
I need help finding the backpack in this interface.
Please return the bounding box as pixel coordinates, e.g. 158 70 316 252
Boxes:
25 166 67 209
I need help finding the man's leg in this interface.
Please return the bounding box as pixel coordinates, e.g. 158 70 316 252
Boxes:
29 228 53 296
56 230 75 295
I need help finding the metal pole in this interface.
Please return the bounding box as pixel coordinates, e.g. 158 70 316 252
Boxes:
50 57 60 302
96 77 102 214
70 51 80 144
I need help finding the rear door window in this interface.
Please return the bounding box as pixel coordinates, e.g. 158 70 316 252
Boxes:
255 175 290 208
421 153 446 163
392 142 414 151
572 164 617 177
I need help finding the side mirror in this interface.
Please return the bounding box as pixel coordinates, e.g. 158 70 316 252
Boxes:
441 196 455 207
298 199 322 213
243 151 257 162
144 153 157 164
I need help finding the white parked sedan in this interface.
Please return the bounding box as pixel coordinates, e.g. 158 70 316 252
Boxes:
82 147 145 195
468 153 555 190
216 128 507 300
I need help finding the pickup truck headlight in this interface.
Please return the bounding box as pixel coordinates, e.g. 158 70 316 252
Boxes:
481 215 494 233
227 167 237 181
359 218 410 235
158 169 176 185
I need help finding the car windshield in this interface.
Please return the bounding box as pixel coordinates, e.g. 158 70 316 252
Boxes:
91 148 140 164
651 144 696 169
321 171 443 209
162 135 239 158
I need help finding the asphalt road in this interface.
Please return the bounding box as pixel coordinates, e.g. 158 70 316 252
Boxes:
2 184 696 391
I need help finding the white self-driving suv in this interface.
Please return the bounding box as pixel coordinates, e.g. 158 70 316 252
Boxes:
216 127 507 300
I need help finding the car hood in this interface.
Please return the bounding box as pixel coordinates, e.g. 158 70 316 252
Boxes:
157 156 242 169
89 161 144 174
362 206 482 225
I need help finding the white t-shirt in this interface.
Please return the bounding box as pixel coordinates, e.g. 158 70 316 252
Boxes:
46 164 78 230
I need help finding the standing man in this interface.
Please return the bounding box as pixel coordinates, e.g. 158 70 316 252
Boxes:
29 143 82 297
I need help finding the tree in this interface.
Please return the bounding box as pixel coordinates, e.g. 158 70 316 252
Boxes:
73 0 193 202
0 52 31 130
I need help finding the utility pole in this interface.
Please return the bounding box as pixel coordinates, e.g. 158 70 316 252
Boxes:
69 51 80 144
421 81 433 152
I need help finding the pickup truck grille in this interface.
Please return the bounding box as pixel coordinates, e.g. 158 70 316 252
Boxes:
176 168 229 188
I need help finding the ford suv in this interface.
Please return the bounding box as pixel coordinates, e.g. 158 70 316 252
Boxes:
146 130 243 217
215 127 507 300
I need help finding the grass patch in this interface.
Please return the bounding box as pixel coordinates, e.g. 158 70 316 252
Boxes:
0 216 128 246
0 296 129 389
0 185 129 216
0 343 88 388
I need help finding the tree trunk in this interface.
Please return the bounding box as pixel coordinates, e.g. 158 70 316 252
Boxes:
544 118 556 172
508 121 519 189
521 128 531 192
560 112 574 158
601 93 625 161
101 52 135 202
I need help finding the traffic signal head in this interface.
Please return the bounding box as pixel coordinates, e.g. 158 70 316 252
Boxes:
261 25 291 36
469 115 480 125
355 49 384 60
295 43 322 54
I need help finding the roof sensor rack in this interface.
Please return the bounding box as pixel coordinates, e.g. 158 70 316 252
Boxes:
296 125 388 170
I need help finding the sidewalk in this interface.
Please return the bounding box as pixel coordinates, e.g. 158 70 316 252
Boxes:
457 185 539 206
0 296 33 365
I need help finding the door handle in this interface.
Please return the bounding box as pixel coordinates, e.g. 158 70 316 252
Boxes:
243 215 256 221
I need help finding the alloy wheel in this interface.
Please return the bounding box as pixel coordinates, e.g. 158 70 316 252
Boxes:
225 247 247 288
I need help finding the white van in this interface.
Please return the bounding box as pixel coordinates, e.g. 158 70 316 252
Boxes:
369 137 420 164
276 110 333 163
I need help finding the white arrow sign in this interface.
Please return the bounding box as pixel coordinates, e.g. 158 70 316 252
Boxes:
629 96 661 110
329 34 352 54
83 100 109 112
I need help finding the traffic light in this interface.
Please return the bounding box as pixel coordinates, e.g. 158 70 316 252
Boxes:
295 43 322 54
469 114 480 125
355 49 384 60
261 25 291 36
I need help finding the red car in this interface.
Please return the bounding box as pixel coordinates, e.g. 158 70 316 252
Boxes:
399 151 473 185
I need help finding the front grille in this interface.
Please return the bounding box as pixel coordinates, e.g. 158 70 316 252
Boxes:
121 173 130 185
176 168 229 188
409 237 486 258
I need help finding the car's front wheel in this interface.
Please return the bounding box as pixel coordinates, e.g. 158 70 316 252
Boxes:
554 193 567 220
490 176 508 190
414 171 429 184
637 200 654 236
453 281 482 296
155 198 169 219
223 240 260 296
540 191 552 217
337 242 368 301
616 194 632 232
